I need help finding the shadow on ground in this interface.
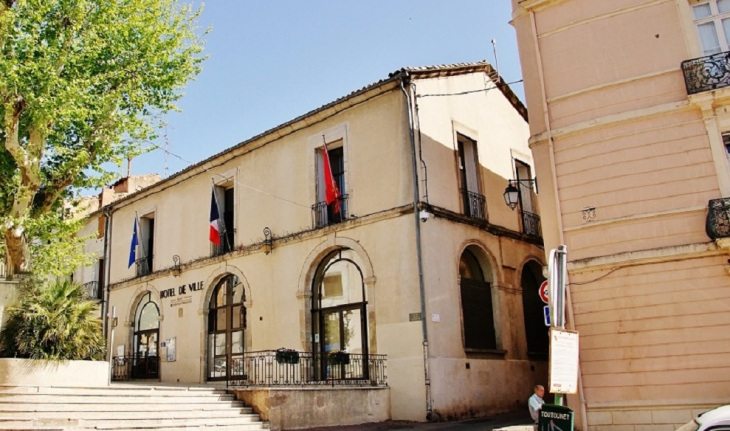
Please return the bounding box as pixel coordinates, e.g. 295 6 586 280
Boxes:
301 410 534 431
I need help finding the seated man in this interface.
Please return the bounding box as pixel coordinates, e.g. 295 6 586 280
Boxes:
529 384 545 424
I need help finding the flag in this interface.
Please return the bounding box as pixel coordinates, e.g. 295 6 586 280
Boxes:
209 188 221 246
127 216 138 268
322 141 341 214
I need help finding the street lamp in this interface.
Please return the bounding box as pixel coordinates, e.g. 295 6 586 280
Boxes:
262 227 273 255
503 178 538 210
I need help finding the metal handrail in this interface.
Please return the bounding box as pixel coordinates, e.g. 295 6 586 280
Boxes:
226 350 387 388
311 195 349 229
521 210 542 238
462 189 486 221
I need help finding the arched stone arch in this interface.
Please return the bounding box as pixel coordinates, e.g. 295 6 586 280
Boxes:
197 262 251 383
456 239 505 351
198 263 252 316
516 255 546 292
456 238 504 286
519 257 549 356
297 235 377 352
124 283 162 328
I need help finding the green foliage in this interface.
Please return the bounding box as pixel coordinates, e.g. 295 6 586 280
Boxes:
0 0 206 273
0 279 106 360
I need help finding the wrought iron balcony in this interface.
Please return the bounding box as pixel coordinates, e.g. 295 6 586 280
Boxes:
682 51 730 95
706 198 730 239
226 350 387 387
312 195 348 229
462 189 486 221
521 210 542 239
135 257 151 277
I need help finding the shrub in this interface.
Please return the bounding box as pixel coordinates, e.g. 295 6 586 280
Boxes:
0 279 106 360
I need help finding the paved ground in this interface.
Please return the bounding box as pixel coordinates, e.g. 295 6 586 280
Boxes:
302 410 534 431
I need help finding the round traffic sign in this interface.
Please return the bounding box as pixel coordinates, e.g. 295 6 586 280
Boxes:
539 280 549 304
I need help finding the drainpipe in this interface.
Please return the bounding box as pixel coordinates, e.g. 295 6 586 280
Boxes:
101 206 114 357
529 10 588 431
399 72 433 420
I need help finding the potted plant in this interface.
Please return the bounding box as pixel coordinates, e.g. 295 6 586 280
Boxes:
275 348 299 364
327 350 350 365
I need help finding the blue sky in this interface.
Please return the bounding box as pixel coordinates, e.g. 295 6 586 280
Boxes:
122 1 524 181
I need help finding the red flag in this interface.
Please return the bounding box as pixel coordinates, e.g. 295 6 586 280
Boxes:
209 188 221 246
322 142 341 214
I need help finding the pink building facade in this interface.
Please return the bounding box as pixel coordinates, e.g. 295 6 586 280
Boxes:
511 1 730 430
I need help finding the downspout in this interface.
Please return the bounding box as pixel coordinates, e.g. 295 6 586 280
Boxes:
101 206 114 357
400 72 433 420
529 10 588 431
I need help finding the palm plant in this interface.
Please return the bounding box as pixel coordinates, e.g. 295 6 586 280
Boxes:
0 279 106 360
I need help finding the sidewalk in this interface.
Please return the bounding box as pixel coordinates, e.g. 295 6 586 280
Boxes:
302 410 534 431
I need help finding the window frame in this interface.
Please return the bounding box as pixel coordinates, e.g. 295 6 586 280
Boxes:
692 0 730 55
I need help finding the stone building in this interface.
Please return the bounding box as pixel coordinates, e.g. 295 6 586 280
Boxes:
78 62 548 425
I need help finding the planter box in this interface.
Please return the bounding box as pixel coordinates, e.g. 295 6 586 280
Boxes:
275 350 300 365
327 352 350 365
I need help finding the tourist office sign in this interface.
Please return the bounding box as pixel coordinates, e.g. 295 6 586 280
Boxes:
159 280 205 307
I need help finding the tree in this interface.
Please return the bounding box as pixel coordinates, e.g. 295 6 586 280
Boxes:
0 279 106 360
0 0 205 276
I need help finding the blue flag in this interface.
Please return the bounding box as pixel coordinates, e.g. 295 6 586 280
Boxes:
128 216 138 268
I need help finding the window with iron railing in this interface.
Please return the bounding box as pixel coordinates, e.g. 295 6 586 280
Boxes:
313 145 347 229
457 135 485 220
211 186 235 257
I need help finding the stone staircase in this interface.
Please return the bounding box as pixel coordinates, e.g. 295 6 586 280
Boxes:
0 384 268 430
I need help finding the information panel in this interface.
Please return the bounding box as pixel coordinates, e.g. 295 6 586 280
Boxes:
549 328 579 394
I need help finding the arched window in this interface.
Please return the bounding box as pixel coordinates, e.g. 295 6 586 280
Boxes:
521 260 549 355
459 248 496 350
207 274 245 381
132 291 160 379
311 248 367 380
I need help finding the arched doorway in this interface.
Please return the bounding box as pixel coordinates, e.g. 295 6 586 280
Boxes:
207 274 245 381
132 291 160 379
311 248 368 380
521 260 549 355
459 246 497 350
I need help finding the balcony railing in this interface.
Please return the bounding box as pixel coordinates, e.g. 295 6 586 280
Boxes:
111 354 160 381
521 210 542 239
462 189 486 221
682 51 730 95
706 198 730 239
226 350 387 388
135 257 150 277
312 195 348 229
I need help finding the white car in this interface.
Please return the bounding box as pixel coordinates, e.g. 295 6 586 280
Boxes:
677 405 730 431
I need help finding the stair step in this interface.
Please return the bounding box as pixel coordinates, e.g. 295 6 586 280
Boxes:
0 409 257 420
0 385 227 396
0 394 236 403
0 385 268 431
0 402 249 412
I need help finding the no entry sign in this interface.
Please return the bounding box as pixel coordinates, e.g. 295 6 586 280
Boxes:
539 280 549 304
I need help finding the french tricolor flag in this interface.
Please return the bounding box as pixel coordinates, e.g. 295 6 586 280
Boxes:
209 188 221 246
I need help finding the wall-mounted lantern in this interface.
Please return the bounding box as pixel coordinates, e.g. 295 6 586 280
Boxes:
171 255 181 277
503 178 538 211
263 227 273 255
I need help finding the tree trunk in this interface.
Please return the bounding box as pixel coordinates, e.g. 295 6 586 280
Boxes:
4 225 25 277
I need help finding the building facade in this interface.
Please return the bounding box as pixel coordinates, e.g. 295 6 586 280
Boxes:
81 63 548 423
511 1 730 430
